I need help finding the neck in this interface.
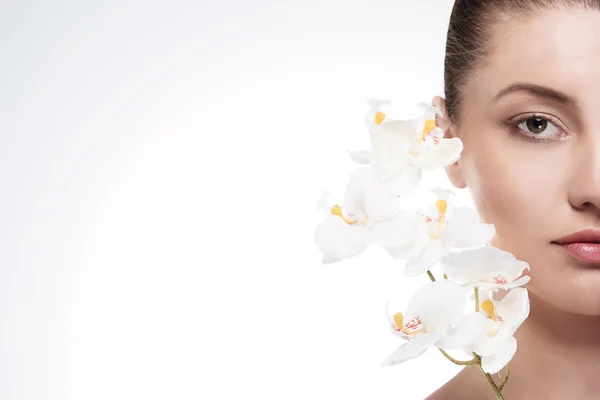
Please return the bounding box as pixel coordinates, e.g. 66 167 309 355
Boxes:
505 292 600 398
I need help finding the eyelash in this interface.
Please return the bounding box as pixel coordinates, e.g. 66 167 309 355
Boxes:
502 113 567 142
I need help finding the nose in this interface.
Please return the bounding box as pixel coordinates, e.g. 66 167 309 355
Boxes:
567 135 600 215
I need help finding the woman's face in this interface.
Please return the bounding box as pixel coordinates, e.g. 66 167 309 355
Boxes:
446 8 600 315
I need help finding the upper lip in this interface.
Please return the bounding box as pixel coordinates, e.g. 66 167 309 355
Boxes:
554 229 600 244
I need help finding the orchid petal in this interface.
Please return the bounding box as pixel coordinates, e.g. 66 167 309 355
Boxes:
436 312 487 349
371 212 418 252
442 206 496 248
314 216 371 262
404 244 449 277
347 150 372 165
369 120 413 176
405 280 466 331
342 168 401 222
381 331 442 367
384 164 422 196
479 275 531 291
316 191 331 216
431 187 454 201
416 137 463 170
386 217 430 259
496 288 530 333
469 319 507 356
441 246 529 286
480 336 518 374
454 223 496 248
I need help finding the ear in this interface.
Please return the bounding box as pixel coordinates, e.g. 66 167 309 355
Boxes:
432 95 467 189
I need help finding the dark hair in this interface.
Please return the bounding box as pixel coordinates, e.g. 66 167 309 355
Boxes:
443 0 600 126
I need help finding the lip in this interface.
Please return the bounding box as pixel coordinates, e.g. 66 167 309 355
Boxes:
553 229 600 264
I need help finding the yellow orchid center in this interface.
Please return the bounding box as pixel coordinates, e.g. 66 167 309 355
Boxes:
330 204 368 225
393 312 404 327
481 299 504 336
418 119 437 142
481 300 498 321
436 199 447 229
436 199 447 214
393 312 426 336
424 119 436 134
330 205 357 225
374 112 386 125
424 202 447 238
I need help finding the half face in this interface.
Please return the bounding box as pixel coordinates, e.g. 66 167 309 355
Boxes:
450 8 600 315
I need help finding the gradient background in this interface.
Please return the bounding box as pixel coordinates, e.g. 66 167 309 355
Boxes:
0 1 476 398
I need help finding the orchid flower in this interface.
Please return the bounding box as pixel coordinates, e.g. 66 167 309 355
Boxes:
348 100 464 196
382 280 486 366
400 188 496 277
315 97 532 400
314 167 417 263
467 288 530 374
441 246 531 291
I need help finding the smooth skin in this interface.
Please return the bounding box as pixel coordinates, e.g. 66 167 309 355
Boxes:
427 8 600 400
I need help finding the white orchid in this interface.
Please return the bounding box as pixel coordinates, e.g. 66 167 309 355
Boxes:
314 167 417 263
400 188 496 277
468 288 530 374
316 98 532 399
382 280 486 366
348 100 464 196
441 246 531 291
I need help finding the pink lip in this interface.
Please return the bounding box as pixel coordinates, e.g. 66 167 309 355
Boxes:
554 229 600 264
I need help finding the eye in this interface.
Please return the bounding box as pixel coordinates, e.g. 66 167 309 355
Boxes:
517 116 560 137
504 113 566 140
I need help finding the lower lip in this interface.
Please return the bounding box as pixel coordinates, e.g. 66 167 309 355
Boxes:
556 242 600 263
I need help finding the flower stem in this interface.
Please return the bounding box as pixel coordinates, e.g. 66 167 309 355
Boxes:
481 367 505 400
438 349 479 365
474 354 505 400
498 363 511 390
426 270 436 282
474 287 480 312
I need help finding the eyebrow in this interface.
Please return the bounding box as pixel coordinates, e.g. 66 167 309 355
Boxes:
493 82 578 108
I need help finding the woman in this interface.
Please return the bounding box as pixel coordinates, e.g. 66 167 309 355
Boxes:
427 1 600 399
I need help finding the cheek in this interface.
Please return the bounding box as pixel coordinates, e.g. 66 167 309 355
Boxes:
461 135 566 247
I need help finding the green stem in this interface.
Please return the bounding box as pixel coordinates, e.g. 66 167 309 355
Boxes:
498 363 511 390
481 368 505 400
438 349 479 365
426 270 436 282
474 287 480 312
474 354 504 400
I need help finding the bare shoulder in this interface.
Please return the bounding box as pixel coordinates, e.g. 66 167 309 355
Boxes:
424 367 493 400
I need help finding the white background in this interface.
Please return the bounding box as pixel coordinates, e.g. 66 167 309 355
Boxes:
0 1 475 399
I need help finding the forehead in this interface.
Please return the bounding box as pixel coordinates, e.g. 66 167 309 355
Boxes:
469 8 600 104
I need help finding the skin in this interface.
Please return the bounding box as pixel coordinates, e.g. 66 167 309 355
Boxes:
427 8 600 400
